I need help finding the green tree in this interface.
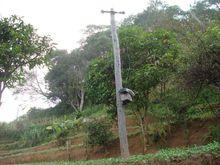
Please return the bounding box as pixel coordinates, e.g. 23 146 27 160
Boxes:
183 24 220 89
80 25 112 61
0 15 53 105
86 26 180 150
87 26 179 106
45 50 86 111
45 25 112 112
127 0 185 33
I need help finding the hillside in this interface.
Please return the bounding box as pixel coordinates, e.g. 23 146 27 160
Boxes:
0 0 220 164
0 115 219 164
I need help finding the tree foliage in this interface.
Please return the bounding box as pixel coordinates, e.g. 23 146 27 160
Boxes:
86 26 180 109
45 50 86 111
0 15 53 105
183 24 220 89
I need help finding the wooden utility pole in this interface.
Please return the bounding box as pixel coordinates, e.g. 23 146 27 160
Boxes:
101 8 130 158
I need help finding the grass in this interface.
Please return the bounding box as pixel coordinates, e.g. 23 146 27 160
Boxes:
0 143 84 159
0 128 141 160
19 141 220 165
80 105 108 118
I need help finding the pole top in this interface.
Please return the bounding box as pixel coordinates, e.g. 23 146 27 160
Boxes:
101 8 125 15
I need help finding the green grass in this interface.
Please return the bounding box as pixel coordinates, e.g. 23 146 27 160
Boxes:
0 143 84 159
19 141 220 165
79 105 108 118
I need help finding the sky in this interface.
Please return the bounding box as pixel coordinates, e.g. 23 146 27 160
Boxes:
0 0 195 122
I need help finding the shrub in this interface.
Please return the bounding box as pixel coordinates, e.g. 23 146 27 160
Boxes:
0 122 20 140
47 119 80 146
21 125 50 147
84 118 113 148
73 105 107 119
146 122 170 145
148 103 176 123
27 103 74 120
186 106 215 120
203 124 220 143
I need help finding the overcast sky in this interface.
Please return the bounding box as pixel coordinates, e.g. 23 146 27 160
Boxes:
0 0 195 122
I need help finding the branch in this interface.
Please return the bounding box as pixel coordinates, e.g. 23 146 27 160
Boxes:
35 75 49 98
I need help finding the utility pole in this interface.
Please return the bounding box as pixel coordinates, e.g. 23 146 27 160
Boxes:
101 8 130 158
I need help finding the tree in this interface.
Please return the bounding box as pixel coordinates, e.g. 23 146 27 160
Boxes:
87 26 180 106
128 0 185 33
0 15 53 106
183 24 220 89
125 0 219 43
80 25 112 61
45 25 112 112
45 50 86 111
86 54 115 106
86 26 180 151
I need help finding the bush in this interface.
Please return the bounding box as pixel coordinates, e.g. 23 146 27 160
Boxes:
74 105 107 119
203 124 220 143
148 103 176 123
27 103 74 120
47 119 80 146
146 122 170 145
186 106 215 120
84 118 113 148
21 125 50 147
0 122 20 140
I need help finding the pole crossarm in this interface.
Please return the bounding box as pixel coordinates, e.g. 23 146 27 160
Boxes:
101 8 125 15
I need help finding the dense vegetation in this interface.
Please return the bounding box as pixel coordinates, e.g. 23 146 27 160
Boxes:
0 0 219 164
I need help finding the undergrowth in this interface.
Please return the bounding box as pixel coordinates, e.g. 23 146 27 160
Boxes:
20 141 220 165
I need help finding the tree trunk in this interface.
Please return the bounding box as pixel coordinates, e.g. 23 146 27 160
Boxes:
79 90 84 111
163 82 166 96
0 82 6 107
139 117 147 153
70 89 85 112
134 110 147 153
160 83 163 98
190 11 205 32
0 92 2 107
70 101 78 112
